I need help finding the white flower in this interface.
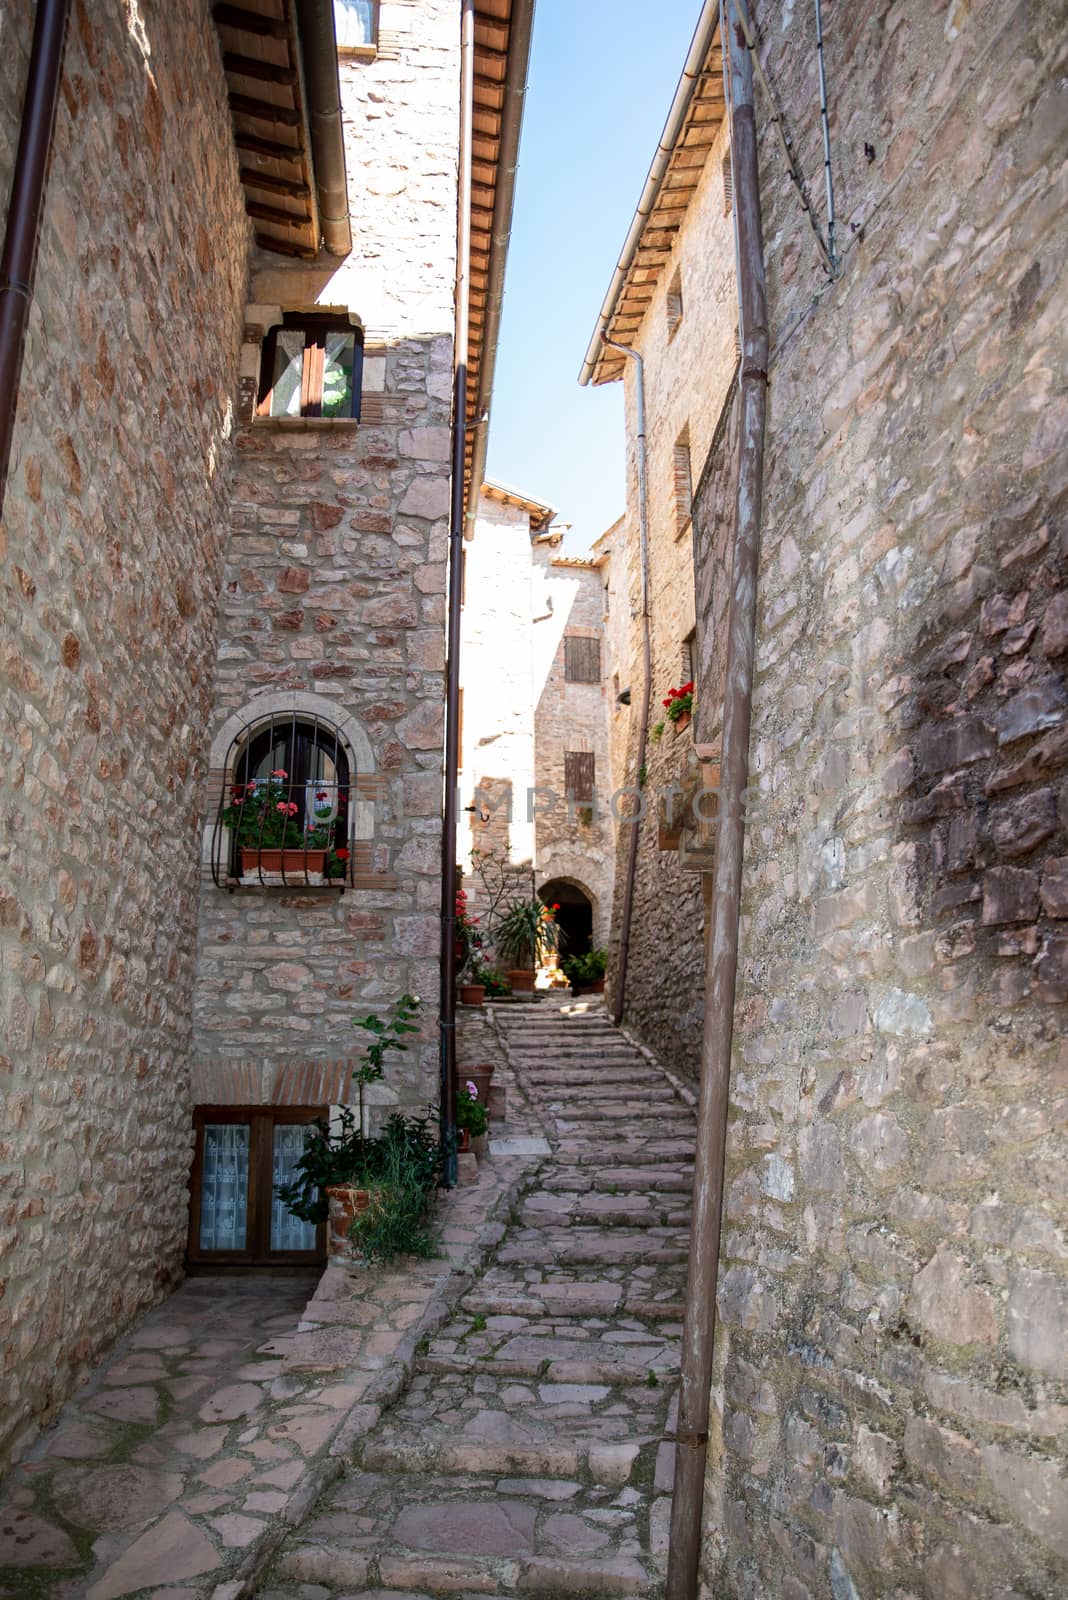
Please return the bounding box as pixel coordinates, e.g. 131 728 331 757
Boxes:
465 1080 478 1098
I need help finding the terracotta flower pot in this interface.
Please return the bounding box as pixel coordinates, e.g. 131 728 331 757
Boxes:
472 1132 488 1159
457 1127 471 1153
241 847 327 878
459 983 485 1007
672 709 691 731
507 968 536 992
324 1183 370 1258
572 978 606 995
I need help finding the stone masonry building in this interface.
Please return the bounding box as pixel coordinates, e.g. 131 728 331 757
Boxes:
0 0 528 1473
459 481 614 956
587 41 738 1072
586 2 1068 1595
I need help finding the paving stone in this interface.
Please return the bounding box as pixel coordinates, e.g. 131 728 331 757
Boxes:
51 1466 185 1532
85 1512 220 1600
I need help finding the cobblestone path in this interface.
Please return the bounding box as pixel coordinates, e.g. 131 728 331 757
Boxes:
265 998 697 1598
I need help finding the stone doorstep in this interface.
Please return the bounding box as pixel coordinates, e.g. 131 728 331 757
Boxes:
279 1544 653 1597
359 1435 651 1492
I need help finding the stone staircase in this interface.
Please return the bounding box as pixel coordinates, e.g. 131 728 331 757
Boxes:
261 997 696 1600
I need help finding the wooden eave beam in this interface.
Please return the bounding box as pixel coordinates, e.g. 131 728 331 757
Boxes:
223 52 297 85
214 4 289 40
230 92 301 127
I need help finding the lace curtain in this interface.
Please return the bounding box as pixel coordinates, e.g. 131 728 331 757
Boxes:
271 1124 318 1253
199 1124 250 1251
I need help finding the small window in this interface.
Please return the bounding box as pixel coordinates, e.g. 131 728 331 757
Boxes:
674 427 693 532
564 636 601 683
564 751 595 804
681 628 696 684
188 1108 326 1267
666 268 683 339
257 314 363 420
722 152 734 216
334 0 378 50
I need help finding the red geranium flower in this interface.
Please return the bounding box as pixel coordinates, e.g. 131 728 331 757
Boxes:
335 848 350 861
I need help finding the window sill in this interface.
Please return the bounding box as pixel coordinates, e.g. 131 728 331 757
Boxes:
338 44 378 60
223 880 347 896
249 417 361 432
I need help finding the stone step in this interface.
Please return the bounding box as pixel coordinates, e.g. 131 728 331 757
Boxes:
277 1469 656 1596
360 1413 661 1490
521 1194 691 1229
543 1165 693 1194
419 1318 678 1384
498 1227 690 1267
524 1084 676 1105
518 1069 654 1086
554 1138 695 1167
463 1285 686 1322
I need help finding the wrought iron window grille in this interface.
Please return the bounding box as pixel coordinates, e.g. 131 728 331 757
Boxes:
211 710 356 892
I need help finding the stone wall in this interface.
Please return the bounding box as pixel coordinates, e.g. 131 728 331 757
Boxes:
700 2 1068 1595
459 491 615 955
192 0 460 1116
600 113 739 1077
0 0 248 1472
532 547 615 949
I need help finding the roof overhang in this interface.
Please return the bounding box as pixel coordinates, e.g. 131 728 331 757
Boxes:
463 0 537 535
580 3 725 386
214 0 350 260
481 478 556 530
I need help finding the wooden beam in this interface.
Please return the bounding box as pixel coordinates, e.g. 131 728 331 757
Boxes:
246 198 311 227
223 52 297 87
229 92 302 127
254 231 318 260
239 167 310 198
234 130 302 162
213 4 289 40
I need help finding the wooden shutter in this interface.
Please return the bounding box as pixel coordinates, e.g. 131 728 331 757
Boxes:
564 751 595 803
666 269 683 338
564 636 601 683
674 429 693 531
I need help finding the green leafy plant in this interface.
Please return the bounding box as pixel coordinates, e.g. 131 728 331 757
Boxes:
468 958 510 996
561 948 607 987
276 1109 441 1232
650 722 665 744
353 992 421 1127
222 770 347 876
347 1113 442 1265
456 1082 488 1137
494 897 561 970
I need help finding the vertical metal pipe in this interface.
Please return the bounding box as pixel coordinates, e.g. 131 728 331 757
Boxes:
0 0 72 518
601 338 650 1029
439 0 475 1188
665 5 769 1595
814 0 837 271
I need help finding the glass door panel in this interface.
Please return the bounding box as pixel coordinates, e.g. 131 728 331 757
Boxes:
199 1123 250 1251
270 1123 318 1253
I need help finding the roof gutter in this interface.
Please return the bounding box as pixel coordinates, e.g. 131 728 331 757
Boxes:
578 0 720 386
462 0 536 540
294 0 352 257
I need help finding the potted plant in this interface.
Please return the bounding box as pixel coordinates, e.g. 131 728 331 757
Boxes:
562 948 607 995
221 769 346 880
456 889 486 1004
663 681 694 731
494 896 561 993
456 1080 488 1157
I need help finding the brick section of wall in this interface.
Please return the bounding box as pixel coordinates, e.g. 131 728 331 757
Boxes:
191 0 460 1115
0 0 248 1473
697 3 1068 1596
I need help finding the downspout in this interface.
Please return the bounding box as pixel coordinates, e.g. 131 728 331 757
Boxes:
602 338 650 1029
294 0 352 257
439 0 475 1187
462 0 536 541
665 7 769 1597
0 0 72 518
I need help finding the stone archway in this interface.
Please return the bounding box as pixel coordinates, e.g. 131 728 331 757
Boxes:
539 877 595 959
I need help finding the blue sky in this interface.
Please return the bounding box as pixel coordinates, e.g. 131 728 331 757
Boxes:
484 1 700 554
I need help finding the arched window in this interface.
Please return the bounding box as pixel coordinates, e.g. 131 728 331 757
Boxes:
256 313 363 420
212 712 354 887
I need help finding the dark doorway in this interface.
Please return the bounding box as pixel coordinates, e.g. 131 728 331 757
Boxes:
539 879 594 958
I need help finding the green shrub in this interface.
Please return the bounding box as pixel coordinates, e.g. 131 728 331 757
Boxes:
561 948 607 986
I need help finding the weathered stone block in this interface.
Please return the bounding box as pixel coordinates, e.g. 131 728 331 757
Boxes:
981 865 1040 924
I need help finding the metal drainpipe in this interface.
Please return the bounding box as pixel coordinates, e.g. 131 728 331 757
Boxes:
0 0 72 519
439 0 475 1188
665 5 769 1596
294 0 352 257
602 337 650 1030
